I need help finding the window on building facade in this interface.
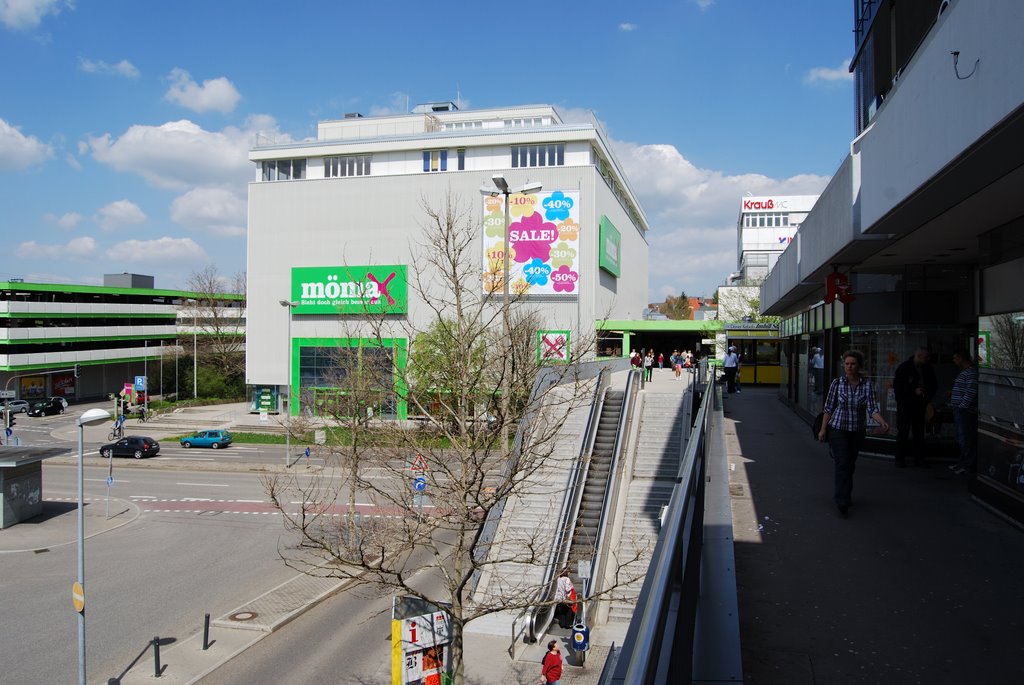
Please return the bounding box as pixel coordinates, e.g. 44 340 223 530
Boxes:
423 150 448 172
261 159 306 181
511 143 565 168
503 117 547 128
443 121 483 131
325 155 371 178
743 213 791 228
457 148 465 171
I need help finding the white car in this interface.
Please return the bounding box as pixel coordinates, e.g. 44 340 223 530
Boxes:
2 399 30 414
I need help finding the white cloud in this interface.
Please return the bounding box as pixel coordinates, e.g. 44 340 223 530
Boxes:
87 117 280 191
369 92 411 117
694 0 714 9
164 68 241 114
805 59 854 85
613 140 830 298
107 236 206 263
170 187 246 237
65 153 81 170
0 118 53 170
95 199 146 231
16 235 97 260
619 23 637 32
0 0 68 30
44 211 82 229
78 57 140 79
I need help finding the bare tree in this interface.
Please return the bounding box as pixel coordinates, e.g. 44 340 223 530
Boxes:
263 192 642 683
184 265 247 379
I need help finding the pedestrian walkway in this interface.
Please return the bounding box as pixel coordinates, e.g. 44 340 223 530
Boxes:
724 388 1024 684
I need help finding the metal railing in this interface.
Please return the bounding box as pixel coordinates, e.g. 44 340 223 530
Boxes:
600 361 715 684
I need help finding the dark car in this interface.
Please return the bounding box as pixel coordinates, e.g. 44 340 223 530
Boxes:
180 430 233 449
100 435 161 459
27 398 66 416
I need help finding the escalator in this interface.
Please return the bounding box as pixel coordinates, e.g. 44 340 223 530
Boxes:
568 389 625 572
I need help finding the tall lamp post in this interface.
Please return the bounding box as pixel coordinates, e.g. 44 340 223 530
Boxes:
186 299 198 399
279 300 297 468
479 174 542 454
75 407 111 685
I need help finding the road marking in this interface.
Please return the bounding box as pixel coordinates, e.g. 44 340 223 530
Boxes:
235 499 263 503
155 457 214 461
176 482 230 488
85 478 130 483
130 495 157 499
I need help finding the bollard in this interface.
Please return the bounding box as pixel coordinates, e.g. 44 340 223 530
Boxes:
203 613 211 650
152 636 161 677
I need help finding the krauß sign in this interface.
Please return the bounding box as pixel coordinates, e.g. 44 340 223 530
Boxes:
291 265 408 314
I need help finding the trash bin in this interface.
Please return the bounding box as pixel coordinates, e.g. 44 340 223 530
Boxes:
570 622 590 652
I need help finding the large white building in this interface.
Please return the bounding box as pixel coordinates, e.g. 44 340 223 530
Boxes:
732 195 817 284
246 103 649 420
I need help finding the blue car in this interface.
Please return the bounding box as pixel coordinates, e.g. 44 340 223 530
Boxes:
180 430 233 449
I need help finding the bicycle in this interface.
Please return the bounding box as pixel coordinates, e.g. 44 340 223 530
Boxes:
107 423 124 441
137 411 149 424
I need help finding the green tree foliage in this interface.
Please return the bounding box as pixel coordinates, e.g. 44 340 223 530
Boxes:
660 292 693 320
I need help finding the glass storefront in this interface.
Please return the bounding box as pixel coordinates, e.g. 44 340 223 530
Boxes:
977 312 1024 494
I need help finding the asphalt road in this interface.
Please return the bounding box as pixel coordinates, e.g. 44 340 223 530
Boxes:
198 546 447 685
0 465 304 685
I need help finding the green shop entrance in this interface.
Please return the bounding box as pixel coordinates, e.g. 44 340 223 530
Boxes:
289 337 408 421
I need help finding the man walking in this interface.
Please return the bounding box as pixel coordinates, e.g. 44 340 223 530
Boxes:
723 346 739 394
892 347 937 467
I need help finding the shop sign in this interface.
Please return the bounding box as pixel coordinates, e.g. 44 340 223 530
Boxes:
392 596 453 685
537 330 571 364
599 216 621 277
482 189 581 296
291 265 408 315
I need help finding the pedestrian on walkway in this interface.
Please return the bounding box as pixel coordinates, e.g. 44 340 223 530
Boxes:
723 346 739 393
658 352 664 369
817 350 889 518
630 350 642 368
541 640 563 684
644 351 654 382
892 346 936 467
553 567 576 629
673 350 682 380
949 348 978 475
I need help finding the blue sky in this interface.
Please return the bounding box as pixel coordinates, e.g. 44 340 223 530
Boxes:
0 0 854 299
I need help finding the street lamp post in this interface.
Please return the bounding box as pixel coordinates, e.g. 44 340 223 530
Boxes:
279 300 297 468
186 299 198 399
480 174 542 455
75 407 111 685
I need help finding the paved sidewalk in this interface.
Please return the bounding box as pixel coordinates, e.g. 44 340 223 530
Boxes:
724 388 1024 684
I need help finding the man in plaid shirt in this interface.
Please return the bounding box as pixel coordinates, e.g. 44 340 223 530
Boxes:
818 350 890 517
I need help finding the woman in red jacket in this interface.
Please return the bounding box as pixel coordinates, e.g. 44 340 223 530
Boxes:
541 640 563 684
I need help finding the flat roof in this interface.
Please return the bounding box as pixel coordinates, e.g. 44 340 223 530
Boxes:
598 319 724 332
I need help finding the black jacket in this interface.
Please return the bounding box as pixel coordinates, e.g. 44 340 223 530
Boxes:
893 356 937 406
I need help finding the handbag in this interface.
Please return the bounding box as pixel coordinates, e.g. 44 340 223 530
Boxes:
812 412 827 440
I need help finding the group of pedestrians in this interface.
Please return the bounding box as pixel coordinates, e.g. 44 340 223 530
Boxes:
816 346 979 518
630 349 697 383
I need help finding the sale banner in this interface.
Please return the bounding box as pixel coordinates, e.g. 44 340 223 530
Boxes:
482 190 580 296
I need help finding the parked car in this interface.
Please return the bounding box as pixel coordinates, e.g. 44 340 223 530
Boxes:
28 398 66 416
2 399 30 414
99 435 161 459
180 430 233 449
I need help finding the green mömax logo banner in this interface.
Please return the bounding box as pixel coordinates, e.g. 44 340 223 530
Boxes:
291 265 408 314
599 216 621 278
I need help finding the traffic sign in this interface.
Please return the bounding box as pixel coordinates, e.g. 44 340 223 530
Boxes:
0 390 14 398
106 475 113 487
134 376 147 391
410 453 428 472
72 582 85 613
4 428 10 437
413 476 427 492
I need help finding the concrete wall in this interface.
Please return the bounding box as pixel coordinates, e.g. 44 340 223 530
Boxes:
856 0 1024 229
